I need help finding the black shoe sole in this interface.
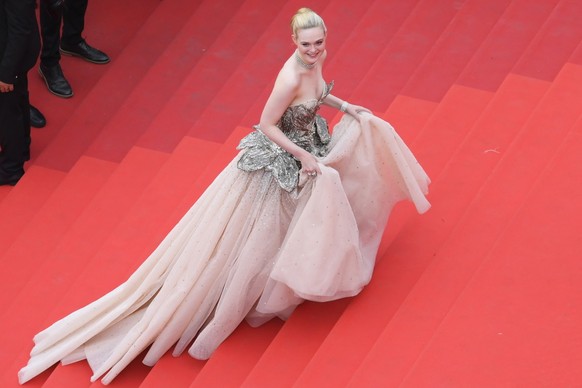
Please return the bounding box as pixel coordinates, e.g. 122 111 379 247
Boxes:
30 121 46 129
0 179 19 186
38 67 74 98
0 173 22 186
60 47 111 64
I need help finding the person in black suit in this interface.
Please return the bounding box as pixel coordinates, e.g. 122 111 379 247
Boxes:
38 0 109 98
0 0 41 185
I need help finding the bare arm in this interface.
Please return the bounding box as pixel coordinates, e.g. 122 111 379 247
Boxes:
323 93 372 119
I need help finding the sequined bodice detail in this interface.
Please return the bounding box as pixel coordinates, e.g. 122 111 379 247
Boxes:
278 98 329 156
237 82 334 192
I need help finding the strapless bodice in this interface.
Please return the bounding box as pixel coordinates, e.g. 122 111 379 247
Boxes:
236 82 334 192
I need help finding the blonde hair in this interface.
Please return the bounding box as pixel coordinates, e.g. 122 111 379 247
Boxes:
290 8 326 36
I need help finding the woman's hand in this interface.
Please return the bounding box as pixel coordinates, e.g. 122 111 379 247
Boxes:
297 151 321 177
346 103 372 121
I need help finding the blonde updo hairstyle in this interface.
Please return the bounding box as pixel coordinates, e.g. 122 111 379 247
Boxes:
290 8 326 37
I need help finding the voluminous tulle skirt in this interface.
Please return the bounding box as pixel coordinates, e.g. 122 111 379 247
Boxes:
18 113 430 384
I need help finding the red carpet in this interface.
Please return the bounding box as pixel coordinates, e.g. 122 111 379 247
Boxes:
2 0 581 386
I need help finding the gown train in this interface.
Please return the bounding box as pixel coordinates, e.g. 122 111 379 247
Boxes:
18 112 430 385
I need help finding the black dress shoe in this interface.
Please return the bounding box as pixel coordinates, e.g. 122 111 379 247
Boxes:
0 169 23 186
30 104 46 128
39 64 73 98
60 40 110 64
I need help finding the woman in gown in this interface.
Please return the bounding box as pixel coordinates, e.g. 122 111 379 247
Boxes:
18 8 431 385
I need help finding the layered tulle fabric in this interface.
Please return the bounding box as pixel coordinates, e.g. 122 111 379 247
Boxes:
18 113 430 385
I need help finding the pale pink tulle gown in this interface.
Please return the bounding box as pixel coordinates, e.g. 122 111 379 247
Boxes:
18 83 430 384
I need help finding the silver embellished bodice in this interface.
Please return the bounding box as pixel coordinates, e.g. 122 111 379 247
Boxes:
237 82 333 192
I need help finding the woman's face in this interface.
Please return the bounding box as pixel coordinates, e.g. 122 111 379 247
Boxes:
293 27 326 65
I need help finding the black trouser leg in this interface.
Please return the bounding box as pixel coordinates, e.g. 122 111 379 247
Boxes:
0 75 30 175
39 0 63 67
61 0 88 46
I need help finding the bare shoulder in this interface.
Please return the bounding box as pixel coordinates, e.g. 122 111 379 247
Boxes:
260 62 302 122
274 61 302 92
